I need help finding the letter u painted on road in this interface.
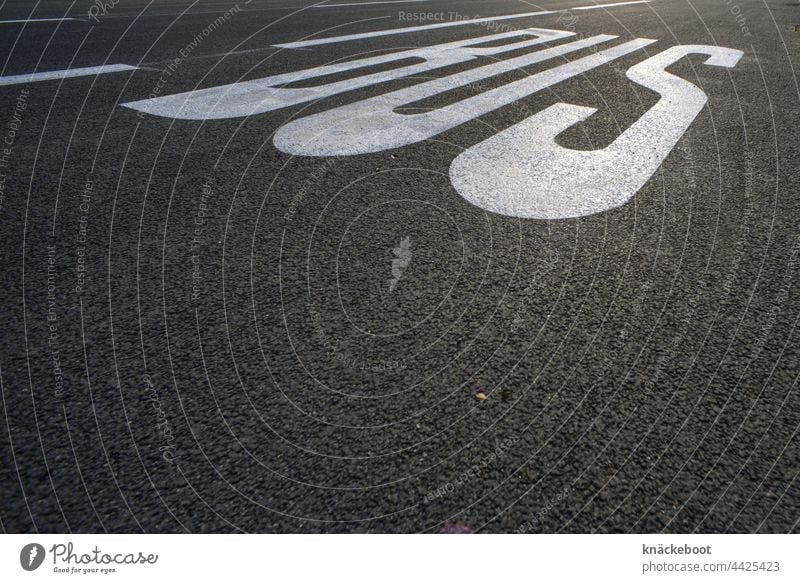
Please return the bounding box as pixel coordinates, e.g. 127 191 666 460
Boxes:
450 45 743 219
272 35 648 155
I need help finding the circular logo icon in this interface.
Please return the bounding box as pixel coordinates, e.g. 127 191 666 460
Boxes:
20 543 45 571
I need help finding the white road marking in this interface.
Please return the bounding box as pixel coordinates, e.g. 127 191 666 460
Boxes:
573 1 651 9
317 0 430 7
450 45 743 219
273 36 656 156
122 28 574 119
0 18 80 24
273 0 651 48
0 64 137 86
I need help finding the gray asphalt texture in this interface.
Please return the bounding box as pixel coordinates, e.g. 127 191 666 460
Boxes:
1 0 799 533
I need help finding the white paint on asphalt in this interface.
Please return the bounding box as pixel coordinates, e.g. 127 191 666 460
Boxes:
122 28 574 119
317 0 430 7
0 64 137 86
450 45 743 219
273 37 656 156
273 1 652 48
573 1 651 9
0 18 79 24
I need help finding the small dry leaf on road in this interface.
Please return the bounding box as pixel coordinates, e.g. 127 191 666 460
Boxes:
475 391 488 401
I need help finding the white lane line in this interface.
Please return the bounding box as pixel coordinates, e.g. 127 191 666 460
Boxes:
573 0 649 8
316 0 430 7
123 28 574 120
0 18 80 24
0 64 137 86
273 0 651 48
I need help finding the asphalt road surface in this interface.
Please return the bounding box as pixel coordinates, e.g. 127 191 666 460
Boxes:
1 0 799 533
